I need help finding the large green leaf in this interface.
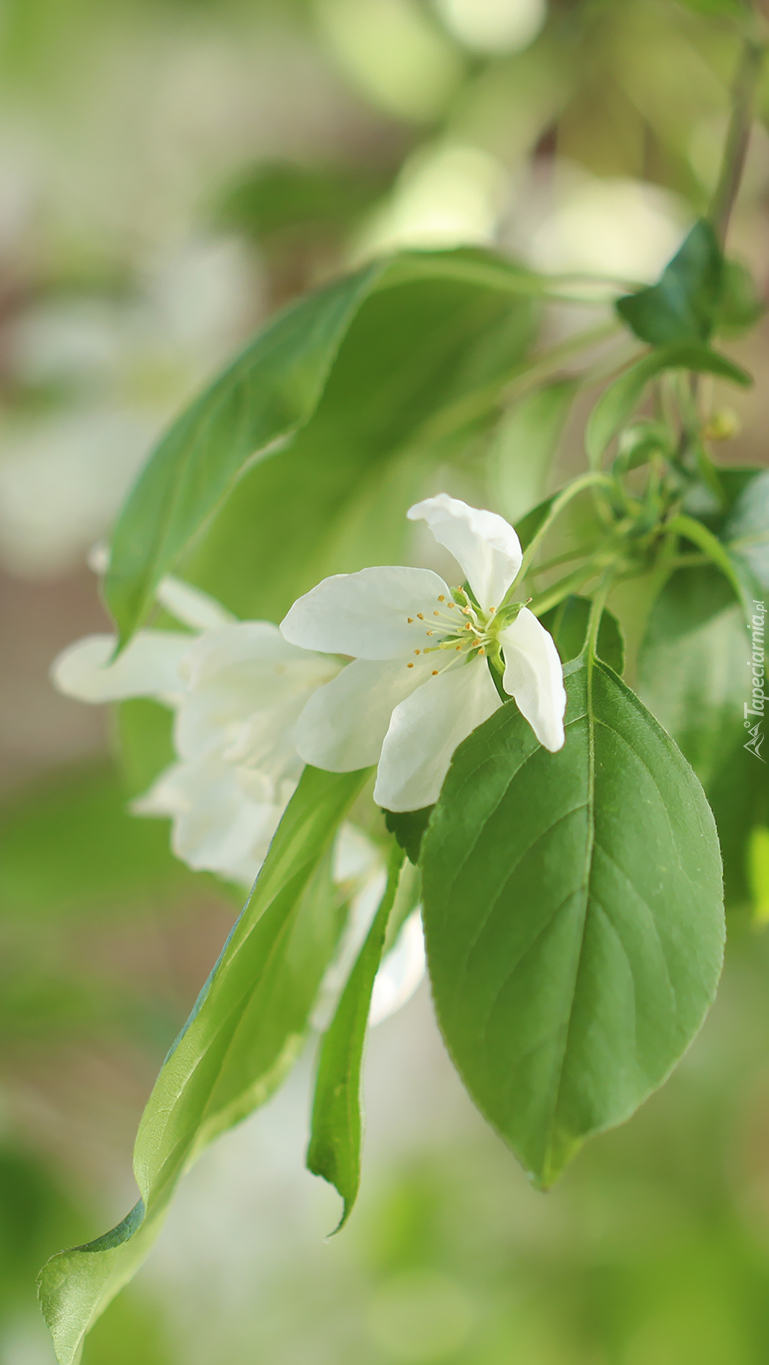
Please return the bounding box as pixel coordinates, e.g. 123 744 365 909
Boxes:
38 765 369 1365
616 220 723 347
723 467 769 593
421 658 724 1187
307 846 405 1231
182 261 538 624
540 595 625 674
106 250 541 640
638 566 767 909
490 379 579 524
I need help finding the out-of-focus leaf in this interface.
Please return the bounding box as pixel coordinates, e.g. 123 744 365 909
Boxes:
540 596 625 674
38 765 369 1365
106 249 542 641
616 220 723 347
490 379 579 524
723 468 769 593
218 159 388 249
0 766 193 919
422 660 724 1187
514 494 556 551
638 566 767 909
307 847 405 1231
587 345 751 466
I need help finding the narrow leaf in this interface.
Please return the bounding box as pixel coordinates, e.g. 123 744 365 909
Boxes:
422 660 724 1187
38 765 369 1365
307 846 406 1231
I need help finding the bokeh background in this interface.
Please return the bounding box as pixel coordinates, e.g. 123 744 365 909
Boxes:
3 1 769 1361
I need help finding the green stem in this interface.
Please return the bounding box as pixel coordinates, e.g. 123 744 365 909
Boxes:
584 572 614 662
511 472 617 596
528 559 608 616
710 30 766 244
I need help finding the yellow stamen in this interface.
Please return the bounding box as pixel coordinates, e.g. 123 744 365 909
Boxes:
417 613 424 620
438 595 445 602
407 662 414 668
432 669 438 675
407 617 413 623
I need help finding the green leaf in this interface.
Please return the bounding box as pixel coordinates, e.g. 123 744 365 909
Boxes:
490 379 579 524
38 765 369 1365
384 806 434 864
638 566 767 909
616 220 723 347
106 249 540 642
421 659 724 1187
587 344 751 466
307 846 406 1231
182 260 537 624
540 595 625 674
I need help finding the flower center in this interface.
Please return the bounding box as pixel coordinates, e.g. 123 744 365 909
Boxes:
404 588 501 674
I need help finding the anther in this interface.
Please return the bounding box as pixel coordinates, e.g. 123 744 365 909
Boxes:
407 617 413 623
414 649 421 655
479 647 486 656
417 613 424 620
426 630 434 636
432 669 438 675
455 644 462 651
489 606 496 613
407 662 414 668
438 595 445 602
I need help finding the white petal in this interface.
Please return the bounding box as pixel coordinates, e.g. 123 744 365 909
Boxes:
174 621 339 766
295 656 432 772
155 575 237 631
133 755 282 887
369 910 426 1026
500 607 566 752
407 492 522 610
374 659 502 811
51 631 192 703
280 566 450 660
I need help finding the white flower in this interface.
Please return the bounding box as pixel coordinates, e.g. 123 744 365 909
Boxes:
280 492 566 812
51 568 427 1025
51 572 340 884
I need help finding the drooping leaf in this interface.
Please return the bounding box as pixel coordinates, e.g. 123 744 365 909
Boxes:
490 379 579 523
539 595 625 673
38 765 369 1365
307 846 406 1231
638 566 767 909
616 220 723 347
106 249 542 641
422 658 724 1187
587 344 751 466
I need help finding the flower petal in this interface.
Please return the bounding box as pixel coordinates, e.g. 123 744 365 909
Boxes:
407 493 522 610
51 631 192 703
175 622 338 766
280 566 450 660
374 658 502 811
369 910 426 1026
295 656 432 771
133 755 280 887
499 607 566 752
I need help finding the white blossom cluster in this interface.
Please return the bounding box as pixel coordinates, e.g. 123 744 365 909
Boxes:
53 494 566 1025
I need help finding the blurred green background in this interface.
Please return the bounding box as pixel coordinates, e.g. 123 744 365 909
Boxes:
3 1 769 1361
